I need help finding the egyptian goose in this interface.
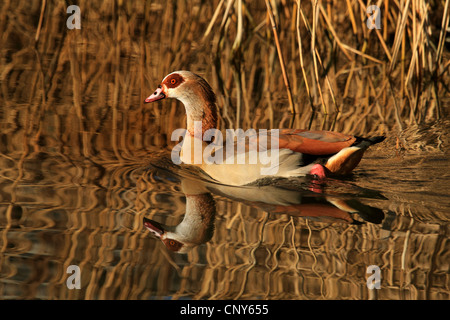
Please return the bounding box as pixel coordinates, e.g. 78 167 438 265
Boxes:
143 179 216 253
143 176 384 253
144 71 385 186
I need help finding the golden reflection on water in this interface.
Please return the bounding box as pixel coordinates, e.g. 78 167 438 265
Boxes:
0 0 449 300
1 126 449 299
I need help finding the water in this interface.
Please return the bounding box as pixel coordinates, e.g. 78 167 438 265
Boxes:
0 0 449 300
0 111 448 300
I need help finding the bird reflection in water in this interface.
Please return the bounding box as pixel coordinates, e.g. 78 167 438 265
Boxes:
143 168 385 254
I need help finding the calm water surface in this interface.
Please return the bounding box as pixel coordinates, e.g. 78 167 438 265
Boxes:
0 113 449 300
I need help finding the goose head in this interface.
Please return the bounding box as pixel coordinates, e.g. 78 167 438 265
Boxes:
143 192 216 254
143 217 185 252
144 71 218 135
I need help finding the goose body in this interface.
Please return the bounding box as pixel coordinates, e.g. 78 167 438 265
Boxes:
144 71 385 186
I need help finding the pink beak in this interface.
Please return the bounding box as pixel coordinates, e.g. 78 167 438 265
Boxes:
143 217 165 238
144 85 166 103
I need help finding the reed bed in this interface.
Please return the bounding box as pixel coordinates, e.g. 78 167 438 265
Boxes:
0 0 449 300
1 0 448 149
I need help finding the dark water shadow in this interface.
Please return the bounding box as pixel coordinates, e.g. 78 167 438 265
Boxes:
142 162 388 253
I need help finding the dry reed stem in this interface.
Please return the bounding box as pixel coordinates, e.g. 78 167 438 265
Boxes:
436 0 449 66
405 5 428 89
357 0 393 62
318 4 352 61
390 0 411 72
35 0 46 42
232 0 243 53
203 0 226 39
265 0 296 115
345 0 358 35
340 43 384 64
309 0 327 114
295 0 313 112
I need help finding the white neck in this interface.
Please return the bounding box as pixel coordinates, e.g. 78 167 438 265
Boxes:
170 193 216 246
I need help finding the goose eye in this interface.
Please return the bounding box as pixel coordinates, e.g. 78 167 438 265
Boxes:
169 240 176 246
170 78 176 85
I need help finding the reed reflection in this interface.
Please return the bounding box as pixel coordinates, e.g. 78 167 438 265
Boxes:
143 171 385 253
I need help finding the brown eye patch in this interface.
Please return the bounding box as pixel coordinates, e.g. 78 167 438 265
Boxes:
162 238 183 251
163 73 185 89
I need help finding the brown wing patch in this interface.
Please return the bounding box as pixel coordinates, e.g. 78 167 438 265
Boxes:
278 129 356 155
215 129 356 156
